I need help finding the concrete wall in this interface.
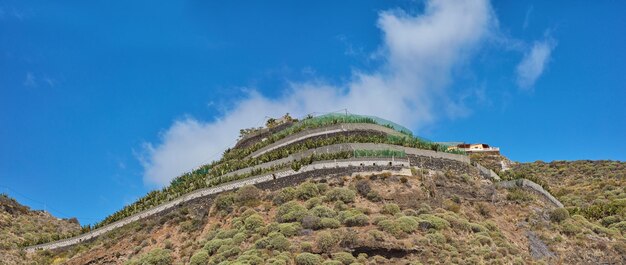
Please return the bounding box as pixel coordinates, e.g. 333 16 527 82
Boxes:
496 179 564 208
24 157 410 252
23 122 496 252
26 144 561 252
248 123 407 158
223 142 469 180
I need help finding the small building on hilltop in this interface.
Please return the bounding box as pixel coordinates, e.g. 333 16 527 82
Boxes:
447 143 500 154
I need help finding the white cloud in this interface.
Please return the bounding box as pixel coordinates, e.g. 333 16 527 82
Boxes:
516 38 556 89
23 72 37 87
139 0 496 187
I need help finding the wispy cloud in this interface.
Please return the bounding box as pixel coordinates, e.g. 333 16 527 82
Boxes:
138 0 496 187
23 72 37 87
22 72 57 88
516 37 556 89
522 5 534 30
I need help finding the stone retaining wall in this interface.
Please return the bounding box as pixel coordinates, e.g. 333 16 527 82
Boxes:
234 121 294 149
223 143 468 179
248 123 407 158
24 158 409 252
496 179 564 208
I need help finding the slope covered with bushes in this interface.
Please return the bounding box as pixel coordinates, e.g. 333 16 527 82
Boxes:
36 164 626 264
0 194 81 264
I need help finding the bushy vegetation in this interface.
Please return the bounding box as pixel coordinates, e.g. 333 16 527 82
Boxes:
33 162 626 264
0 194 81 249
39 118 463 244
295 252 323 265
507 160 626 227
125 248 172 265
353 149 406 158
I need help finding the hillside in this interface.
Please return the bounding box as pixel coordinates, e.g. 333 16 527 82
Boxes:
504 160 626 230
30 166 625 264
0 194 81 264
14 114 626 264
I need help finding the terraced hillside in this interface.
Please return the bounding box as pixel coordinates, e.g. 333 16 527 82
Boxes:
19 114 626 264
25 114 465 250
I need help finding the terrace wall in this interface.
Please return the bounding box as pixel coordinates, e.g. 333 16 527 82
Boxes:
496 179 564 208
24 158 409 252
248 123 407 158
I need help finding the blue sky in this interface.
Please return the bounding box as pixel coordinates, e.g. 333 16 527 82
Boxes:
1 0 624 225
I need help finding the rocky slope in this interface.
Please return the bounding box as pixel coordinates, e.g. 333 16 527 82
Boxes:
27 163 626 264
0 194 81 265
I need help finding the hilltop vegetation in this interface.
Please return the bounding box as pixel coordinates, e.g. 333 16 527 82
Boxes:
91 115 461 230
0 194 81 264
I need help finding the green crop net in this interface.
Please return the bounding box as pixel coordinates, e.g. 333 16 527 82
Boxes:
303 113 415 137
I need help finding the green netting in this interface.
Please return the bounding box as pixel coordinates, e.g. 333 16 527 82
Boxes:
353 149 407 158
304 113 414 136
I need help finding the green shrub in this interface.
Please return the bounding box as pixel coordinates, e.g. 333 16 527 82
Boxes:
469 223 487 233
417 204 432 214
214 193 235 212
310 205 337 218
316 231 339 253
326 188 356 203
244 214 265 231
366 191 382 202
426 232 446 244
267 232 290 251
320 218 341 229
236 249 265 264
609 221 626 232
332 251 356 264
273 187 296 205
125 248 172 265
396 216 419 233
368 229 385 241
233 232 247 244
474 234 492 246
443 199 460 213
295 253 323 265
278 222 302 237
600 215 620 227
301 214 322 229
333 201 348 211
216 228 238 239
217 244 241 258
418 214 450 230
204 238 232 255
317 183 330 194
305 197 323 209
300 242 313 252
338 209 369 226
381 203 401 215
189 250 210 265
560 218 583 235
235 185 262 206
276 201 307 223
550 208 570 223
506 189 533 202
378 219 403 238
403 209 418 217
297 182 320 200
